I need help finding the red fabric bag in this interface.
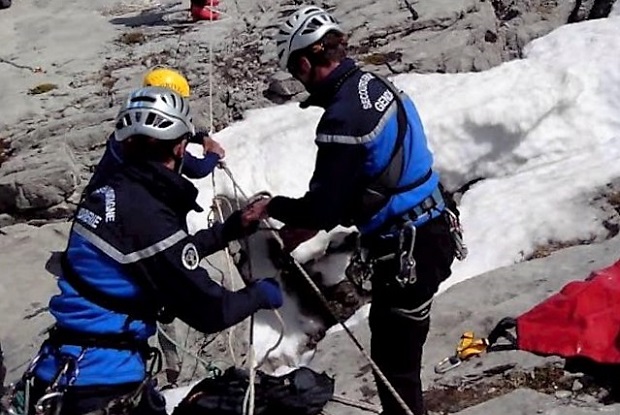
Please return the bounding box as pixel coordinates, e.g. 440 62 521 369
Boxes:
516 260 620 363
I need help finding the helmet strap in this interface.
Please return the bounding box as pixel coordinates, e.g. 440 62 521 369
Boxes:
175 155 185 175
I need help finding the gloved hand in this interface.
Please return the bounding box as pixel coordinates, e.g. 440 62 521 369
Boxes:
254 278 283 310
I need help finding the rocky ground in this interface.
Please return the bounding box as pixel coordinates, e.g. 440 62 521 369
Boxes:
310 234 620 415
0 0 617 223
1 0 620 414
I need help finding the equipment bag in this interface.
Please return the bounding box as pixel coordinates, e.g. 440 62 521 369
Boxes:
171 366 334 415
484 259 620 364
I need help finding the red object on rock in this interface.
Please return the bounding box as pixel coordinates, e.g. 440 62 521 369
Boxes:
517 259 620 363
191 4 220 21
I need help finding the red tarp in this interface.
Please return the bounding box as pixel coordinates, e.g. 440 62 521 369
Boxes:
517 259 620 364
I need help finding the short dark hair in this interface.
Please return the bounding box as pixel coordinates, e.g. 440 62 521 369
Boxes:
288 30 348 72
122 134 188 163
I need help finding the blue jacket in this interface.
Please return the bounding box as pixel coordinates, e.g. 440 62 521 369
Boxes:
267 59 442 234
87 135 220 194
35 161 272 386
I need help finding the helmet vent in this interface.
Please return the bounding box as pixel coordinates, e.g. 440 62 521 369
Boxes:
158 119 173 129
145 112 157 126
131 96 156 104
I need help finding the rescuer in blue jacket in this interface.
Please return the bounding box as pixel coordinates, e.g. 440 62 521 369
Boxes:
15 86 283 415
251 6 463 415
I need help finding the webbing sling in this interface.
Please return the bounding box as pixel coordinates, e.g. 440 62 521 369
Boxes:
44 325 151 358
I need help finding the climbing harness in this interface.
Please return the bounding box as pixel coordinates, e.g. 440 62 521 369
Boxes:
345 219 418 291
77 349 164 415
1 348 85 415
217 165 417 415
35 349 85 415
434 318 519 374
1 334 165 415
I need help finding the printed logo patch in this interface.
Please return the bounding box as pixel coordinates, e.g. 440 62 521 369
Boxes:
181 243 199 270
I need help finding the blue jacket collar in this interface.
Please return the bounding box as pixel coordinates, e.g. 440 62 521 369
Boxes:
123 161 204 215
300 58 359 109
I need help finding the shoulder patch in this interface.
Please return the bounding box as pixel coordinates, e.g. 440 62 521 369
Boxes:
358 72 375 110
181 243 199 270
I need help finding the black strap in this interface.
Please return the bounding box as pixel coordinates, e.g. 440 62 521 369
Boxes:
369 75 433 195
487 317 519 352
45 325 151 357
357 76 434 224
365 75 409 197
60 252 159 322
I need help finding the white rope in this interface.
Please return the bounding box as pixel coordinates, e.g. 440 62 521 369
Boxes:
207 0 214 135
209 168 286 415
211 176 240 366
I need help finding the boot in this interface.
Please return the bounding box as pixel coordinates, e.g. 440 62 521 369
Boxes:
191 4 220 21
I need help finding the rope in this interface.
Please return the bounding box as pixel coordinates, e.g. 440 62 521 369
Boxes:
232 174 257 415
209 167 286 415
156 322 227 377
207 0 215 135
211 176 240 366
330 394 382 413
218 165 416 415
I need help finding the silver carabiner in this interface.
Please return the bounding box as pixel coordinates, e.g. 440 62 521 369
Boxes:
34 391 63 415
446 208 468 261
434 355 462 374
396 221 417 287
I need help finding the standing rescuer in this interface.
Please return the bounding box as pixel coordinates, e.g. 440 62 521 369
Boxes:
250 5 466 415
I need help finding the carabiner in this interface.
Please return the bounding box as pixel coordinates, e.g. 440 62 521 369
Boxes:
34 391 63 415
396 221 417 286
434 355 462 374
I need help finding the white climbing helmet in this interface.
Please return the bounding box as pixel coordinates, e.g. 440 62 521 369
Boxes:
275 5 344 71
114 86 195 142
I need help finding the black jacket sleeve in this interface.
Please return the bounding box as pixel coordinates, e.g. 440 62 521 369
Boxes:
137 237 269 333
266 142 366 230
192 210 256 258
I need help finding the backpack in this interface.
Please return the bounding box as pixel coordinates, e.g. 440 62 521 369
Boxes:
171 366 334 415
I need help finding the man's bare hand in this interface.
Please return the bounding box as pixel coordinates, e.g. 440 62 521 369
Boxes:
203 136 225 159
241 198 270 226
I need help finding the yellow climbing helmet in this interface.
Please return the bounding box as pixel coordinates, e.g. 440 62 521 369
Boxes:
142 67 191 98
